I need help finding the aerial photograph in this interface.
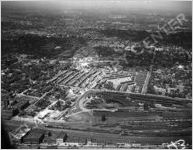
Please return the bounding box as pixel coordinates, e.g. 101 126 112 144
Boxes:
1 0 192 149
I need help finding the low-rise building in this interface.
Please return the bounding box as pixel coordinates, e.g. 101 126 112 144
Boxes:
2 109 19 120
56 132 67 144
22 128 45 144
13 100 30 111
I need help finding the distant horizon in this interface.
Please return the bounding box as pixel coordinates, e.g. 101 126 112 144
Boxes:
2 0 192 16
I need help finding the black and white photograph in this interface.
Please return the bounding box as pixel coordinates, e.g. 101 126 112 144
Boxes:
1 0 192 149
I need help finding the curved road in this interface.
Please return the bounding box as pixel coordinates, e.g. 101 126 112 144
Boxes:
67 88 191 118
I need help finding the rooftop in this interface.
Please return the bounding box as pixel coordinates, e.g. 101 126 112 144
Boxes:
23 128 45 139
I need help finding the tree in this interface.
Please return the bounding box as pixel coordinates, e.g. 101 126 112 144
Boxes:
60 90 67 99
65 100 71 106
48 131 52 137
55 93 60 99
101 114 106 122
56 100 61 108
144 103 149 111
104 81 114 90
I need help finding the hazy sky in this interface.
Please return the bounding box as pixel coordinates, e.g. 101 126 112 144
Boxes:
2 0 192 15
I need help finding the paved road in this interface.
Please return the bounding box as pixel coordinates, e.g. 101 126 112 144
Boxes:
74 89 191 114
141 71 151 94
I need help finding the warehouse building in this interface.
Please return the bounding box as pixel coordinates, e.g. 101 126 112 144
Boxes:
22 128 45 144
